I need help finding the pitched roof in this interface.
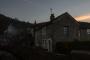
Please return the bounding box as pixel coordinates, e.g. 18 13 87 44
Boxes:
52 12 79 25
35 12 79 30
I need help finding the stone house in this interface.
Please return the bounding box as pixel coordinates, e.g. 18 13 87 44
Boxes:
34 12 80 52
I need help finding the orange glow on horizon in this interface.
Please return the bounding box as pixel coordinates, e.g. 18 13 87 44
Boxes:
75 14 90 21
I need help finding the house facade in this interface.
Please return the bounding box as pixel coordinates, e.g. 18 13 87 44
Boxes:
79 22 90 41
34 12 80 52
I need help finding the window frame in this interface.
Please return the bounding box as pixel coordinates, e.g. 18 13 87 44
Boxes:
64 26 69 36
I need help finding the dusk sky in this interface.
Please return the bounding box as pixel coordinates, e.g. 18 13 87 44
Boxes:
0 0 90 23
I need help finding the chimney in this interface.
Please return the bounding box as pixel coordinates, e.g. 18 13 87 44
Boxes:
50 8 55 21
50 14 55 21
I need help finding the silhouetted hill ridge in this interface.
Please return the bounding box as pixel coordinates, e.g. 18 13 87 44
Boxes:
0 13 34 33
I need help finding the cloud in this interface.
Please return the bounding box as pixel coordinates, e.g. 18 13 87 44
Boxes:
75 14 90 21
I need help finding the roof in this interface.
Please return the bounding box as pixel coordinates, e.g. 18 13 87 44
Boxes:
79 22 90 29
34 21 51 30
35 12 79 30
52 12 79 25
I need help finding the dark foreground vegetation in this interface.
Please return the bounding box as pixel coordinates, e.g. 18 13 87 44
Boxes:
1 40 90 60
56 40 90 54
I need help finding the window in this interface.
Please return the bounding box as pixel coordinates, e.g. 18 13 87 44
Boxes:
87 29 90 34
64 26 69 36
